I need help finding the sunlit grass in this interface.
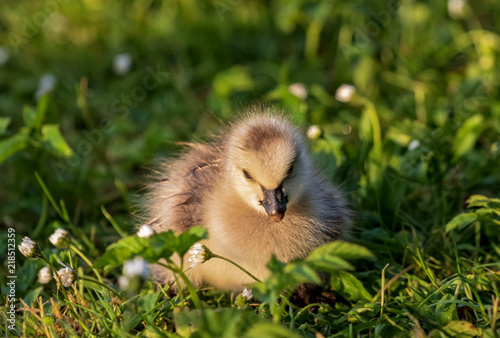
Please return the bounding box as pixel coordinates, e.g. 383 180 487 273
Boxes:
1 0 499 336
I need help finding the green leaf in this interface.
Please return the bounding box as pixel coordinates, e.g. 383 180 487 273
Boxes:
430 320 479 337
40 124 74 158
466 194 491 208
475 208 497 218
213 65 254 97
434 294 457 326
304 242 374 274
94 226 207 269
137 290 161 321
330 270 372 302
175 308 262 337
164 225 208 258
467 194 500 210
285 262 321 284
244 323 301 338
445 213 478 233
143 325 171 337
482 329 499 338
0 117 11 135
0 132 29 164
94 236 151 269
306 254 354 273
22 286 44 305
307 241 375 261
452 114 485 161
35 95 49 129
253 256 304 303
23 106 37 128
266 254 286 274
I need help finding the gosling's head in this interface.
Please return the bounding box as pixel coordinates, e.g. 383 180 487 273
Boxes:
224 114 312 222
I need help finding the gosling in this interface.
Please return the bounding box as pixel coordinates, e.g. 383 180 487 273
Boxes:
143 112 351 291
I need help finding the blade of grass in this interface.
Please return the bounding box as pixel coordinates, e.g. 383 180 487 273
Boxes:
373 264 415 301
57 318 79 336
492 296 498 335
413 233 440 289
380 263 390 316
101 204 128 238
471 287 490 326
84 286 114 332
35 172 65 221
32 195 48 238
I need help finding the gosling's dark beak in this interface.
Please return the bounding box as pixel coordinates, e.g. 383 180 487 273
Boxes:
262 186 287 222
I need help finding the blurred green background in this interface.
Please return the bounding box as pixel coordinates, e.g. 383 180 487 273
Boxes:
1 0 500 316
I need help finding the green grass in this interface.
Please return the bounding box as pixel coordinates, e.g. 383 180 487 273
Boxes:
1 0 500 336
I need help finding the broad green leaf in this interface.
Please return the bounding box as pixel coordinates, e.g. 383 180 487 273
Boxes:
452 114 485 161
445 213 478 233
40 124 74 158
430 320 479 337
467 194 500 210
94 236 152 269
94 226 207 269
285 262 321 284
137 290 162 319
466 194 491 208
244 323 301 338
143 325 170 337
0 132 29 164
266 254 286 273
306 254 354 272
304 242 374 273
22 286 44 305
307 241 375 261
434 294 457 326
330 270 372 302
22 106 37 128
213 66 253 97
475 208 498 218
0 117 11 135
254 256 306 303
163 225 208 258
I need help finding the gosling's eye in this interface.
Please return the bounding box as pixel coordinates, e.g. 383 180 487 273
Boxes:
242 169 254 181
286 164 294 177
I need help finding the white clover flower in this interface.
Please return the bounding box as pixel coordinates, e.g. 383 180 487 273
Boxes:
288 83 308 100
118 276 130 289
187 243 207 268
35 74 57 101
38 266 52 284
335 84 356 103
119 256 149 290
448 0 466 19
53 262 76 288
123 256 149 279
18 237 42 259
49 228 70 248
241 287 253 301
408 139 421 151
137 224 155 238
307 125 321 140
113 53 132 75
0 46 10 65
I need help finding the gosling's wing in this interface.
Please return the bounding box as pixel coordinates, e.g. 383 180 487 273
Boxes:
145 143 223 233
313 175 352 240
